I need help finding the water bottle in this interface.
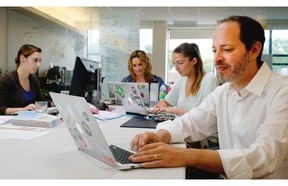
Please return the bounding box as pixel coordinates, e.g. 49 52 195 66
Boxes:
159 84 167 100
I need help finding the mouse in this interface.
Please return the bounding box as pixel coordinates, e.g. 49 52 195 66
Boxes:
95 102 109 111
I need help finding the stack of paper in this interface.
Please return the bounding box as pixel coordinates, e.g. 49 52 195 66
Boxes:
10 111 62 128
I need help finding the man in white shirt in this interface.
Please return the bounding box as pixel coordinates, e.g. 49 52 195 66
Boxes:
129 15 288 179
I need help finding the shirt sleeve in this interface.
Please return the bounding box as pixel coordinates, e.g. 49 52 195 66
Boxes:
155 75 166 87
218 86 288 178
164 77 183 106
156 91 218 143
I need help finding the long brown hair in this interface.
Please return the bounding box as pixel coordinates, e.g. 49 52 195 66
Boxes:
173 43 205 96
15 44 42 69
128 50 154 82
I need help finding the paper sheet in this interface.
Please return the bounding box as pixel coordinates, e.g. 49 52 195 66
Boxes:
0 129 50 140
0 116 13 125
94 110 126 121
0 123 48 132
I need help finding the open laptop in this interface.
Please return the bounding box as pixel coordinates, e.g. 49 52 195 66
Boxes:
107 82 122 105
134 82 149 107
49 92 142 170
117 82 149 116
108 82 149 106
116 83 176 129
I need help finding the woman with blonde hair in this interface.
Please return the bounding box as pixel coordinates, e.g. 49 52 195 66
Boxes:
122 50 166 87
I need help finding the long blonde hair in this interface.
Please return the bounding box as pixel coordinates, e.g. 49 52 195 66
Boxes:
173 43 205 96
128 50 154 82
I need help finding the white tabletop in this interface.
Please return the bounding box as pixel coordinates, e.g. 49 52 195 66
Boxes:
0 106 185 179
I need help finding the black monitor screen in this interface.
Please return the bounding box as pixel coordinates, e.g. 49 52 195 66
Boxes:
69 56 100 102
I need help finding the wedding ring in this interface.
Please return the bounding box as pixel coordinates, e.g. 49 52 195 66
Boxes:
154 154 157 161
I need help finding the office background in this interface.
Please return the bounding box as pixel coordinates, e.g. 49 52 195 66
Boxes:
0 7 288 98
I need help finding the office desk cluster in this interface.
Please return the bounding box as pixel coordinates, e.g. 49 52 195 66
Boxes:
0 107 185 179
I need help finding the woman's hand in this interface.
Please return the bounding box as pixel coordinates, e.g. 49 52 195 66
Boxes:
151 105 178 115
150 100 169 113
23 103 36 111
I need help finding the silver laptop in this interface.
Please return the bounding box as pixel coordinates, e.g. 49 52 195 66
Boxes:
49 92 141 170
116 83 149 116
116 83 176 127
107 82 122 105
133 82 149 107
108 82 149 107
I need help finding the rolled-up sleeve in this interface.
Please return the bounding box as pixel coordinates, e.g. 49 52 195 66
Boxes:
156 92 218 143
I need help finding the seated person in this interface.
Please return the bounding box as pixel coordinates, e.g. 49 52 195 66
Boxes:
0 44 48 115
122 50 166 88
129 15 288 179
152 42 219 151
152 43 218 116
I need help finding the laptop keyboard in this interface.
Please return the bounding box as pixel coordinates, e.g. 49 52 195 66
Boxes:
109 145 134 164
145 112 176 122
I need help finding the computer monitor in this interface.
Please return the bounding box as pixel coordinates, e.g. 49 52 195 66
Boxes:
69 56 101 104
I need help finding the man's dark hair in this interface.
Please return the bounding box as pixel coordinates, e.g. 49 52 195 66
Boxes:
220 16 265 66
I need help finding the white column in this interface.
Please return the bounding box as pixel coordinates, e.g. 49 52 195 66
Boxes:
152 21 167 82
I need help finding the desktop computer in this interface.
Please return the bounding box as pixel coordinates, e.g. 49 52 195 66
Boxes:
69 56 108 110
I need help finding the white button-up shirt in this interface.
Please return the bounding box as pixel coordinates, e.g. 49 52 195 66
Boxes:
157 62 288 178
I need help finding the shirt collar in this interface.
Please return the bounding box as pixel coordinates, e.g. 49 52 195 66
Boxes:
245 62 272 96
226 62 272 96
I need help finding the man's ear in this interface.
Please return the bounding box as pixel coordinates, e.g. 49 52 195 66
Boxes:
250 41 262 60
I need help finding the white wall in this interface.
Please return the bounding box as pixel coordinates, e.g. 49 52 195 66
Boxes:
0 8 8 71
7 9 85 76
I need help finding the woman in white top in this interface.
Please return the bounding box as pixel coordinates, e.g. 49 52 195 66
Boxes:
153 43 218 116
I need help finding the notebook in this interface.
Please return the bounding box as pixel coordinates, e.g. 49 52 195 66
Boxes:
49 92 142 170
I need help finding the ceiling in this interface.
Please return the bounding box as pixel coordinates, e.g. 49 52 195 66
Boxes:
16 7 288 30
120 7 288 25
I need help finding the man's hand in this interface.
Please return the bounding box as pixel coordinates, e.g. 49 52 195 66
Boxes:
129 142 188 168
130 131 160 150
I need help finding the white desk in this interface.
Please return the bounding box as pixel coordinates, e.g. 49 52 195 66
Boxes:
0 107 185 179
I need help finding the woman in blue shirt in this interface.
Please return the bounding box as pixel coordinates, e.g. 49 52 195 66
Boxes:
121 50 166 87
0 44 45 115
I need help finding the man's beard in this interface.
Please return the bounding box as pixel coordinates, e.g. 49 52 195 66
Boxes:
217 52 251 83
